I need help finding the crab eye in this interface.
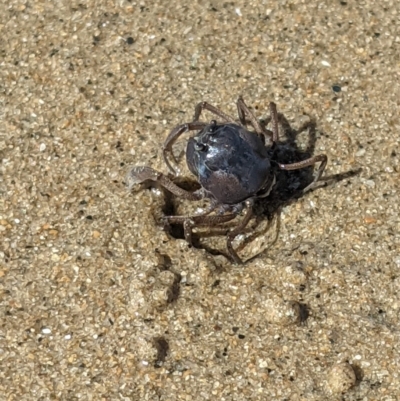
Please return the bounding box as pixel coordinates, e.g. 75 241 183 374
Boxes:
208 120 218 132
194 142 207 152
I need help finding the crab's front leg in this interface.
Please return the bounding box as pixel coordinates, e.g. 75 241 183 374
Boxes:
126 166 204 201
162 121 208 174
226 199 255 265
164 213 237 248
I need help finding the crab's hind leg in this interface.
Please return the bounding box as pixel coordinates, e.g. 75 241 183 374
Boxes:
278 154 328 192
236 97 264 134
192 101 236 123
236 97 279 145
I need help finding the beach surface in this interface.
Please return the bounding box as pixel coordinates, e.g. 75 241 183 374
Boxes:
1 1 399 399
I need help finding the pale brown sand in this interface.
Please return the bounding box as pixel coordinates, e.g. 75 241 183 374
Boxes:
1 1 399 400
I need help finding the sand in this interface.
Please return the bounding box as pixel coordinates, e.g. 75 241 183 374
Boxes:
1 0 400 399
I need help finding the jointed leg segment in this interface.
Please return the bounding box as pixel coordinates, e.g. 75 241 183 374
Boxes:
269 102 279 144
162 121 207 174
278 154 328 192
165 213 237 245
237 97 280 145
226 199 254 264
192 101 237 123
126 166 204 201
236 96 264 134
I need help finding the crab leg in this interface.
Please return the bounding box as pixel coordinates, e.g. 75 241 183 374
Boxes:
162 121 207 174
164 212 236 246
226 199 254 264
192 101 236 123
126 166 204 201
278 154 328 192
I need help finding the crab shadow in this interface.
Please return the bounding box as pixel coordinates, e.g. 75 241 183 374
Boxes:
162 112 361 262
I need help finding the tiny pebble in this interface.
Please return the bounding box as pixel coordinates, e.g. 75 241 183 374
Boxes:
92 230 101 238
364 179 375 188
42 328 51 334
262 294 303 325
327 362 356 394
39 143 46 152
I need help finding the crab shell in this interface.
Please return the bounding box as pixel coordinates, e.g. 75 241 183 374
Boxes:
186 123 274 204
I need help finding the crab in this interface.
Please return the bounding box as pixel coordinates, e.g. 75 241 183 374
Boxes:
127 97 327 264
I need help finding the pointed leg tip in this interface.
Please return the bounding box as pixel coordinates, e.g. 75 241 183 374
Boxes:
126 166 159 189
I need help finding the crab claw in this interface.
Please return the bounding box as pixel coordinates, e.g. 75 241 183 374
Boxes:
126 166 161 190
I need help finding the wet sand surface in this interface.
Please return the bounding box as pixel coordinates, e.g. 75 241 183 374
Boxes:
1 1 400 399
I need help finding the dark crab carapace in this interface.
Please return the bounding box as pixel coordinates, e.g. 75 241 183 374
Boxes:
127 97 327 264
